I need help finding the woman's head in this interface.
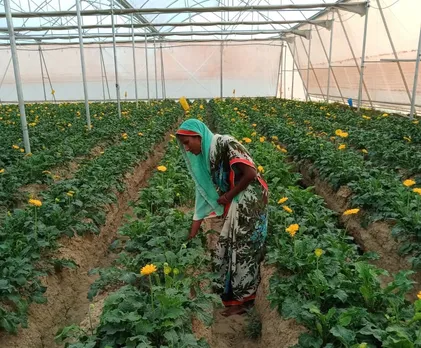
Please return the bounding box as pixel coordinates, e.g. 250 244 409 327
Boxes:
176 119 213 156
177 134 202 155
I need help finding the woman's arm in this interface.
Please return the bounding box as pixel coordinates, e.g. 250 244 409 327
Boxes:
217 163 257 205
188 219 204 240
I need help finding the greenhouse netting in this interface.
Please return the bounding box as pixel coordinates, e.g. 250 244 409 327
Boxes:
0 0 420 114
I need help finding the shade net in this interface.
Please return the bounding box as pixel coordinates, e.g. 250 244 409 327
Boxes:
0 0 420 114
0 40 282 102
283 0 421 113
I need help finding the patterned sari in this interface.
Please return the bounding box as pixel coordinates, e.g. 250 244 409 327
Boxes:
210 135 268 305
177 120 268 306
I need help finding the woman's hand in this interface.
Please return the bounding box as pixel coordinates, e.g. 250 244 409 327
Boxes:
217 193 233 205
187 219 203 240
217 164 257 206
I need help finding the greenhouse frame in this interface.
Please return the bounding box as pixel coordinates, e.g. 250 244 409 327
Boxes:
3 2 421 346
0 0 420 152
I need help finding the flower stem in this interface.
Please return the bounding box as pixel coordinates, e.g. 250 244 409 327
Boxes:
149 275 154 310
34 207 38 240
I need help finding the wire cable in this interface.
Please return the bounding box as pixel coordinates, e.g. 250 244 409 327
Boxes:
371 0 401 10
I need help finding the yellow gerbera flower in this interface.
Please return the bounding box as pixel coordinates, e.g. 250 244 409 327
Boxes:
140 264 157 276
278 197 288 204
285 224 299 237
200 104 204 109
0 169 5 174
138 132 144 136
282 205 293 214
343 208 360 216
362 115 371 120
157 165 167 172
382 113 389 117
252 123 257 127
412 188 421 195
28 199 42 207
314 248 323 258
243 137 252 144
12 145 19 150
338 144 346 150
251 132 257 137
271 136 278 141
257 165 264 173
66 191 75 197
403 179 416 187
361 149 368 154
417 290 421 299
259 137 266 143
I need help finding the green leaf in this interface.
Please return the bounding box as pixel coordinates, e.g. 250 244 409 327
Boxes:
298 333 323 348
339 313 352 327
330 325 356 345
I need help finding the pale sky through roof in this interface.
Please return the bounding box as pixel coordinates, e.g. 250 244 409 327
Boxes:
0 0 337 43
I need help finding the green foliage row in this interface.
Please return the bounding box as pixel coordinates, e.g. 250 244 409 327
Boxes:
0 100 180 333
275 100 421 176
217 98 421 268
56 101 219 348
210 99 421 348
0 102 167 211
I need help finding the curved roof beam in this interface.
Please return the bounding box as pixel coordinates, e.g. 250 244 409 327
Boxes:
0 2 369 18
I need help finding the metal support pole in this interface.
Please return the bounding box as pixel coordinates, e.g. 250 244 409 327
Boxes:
38 44 47 101
153 38 158 99
357 4 369 111
99 46 111 99
283 41 287 99
300 36 324 100
159 42 166 99
338 10 373 109
315 16 346 104
4 0 30 153
289 40 311 100
276 43 283 98
0 57 12 91
220 42 223 98
410 27 421 119
99 44 106 101
326 12 335 103
144 34 150 101
76 0 91 129
40 51 56 103
111 0 121 117
291 42 295 99
376 0 412 104
131 14 138 108
306 25 312 101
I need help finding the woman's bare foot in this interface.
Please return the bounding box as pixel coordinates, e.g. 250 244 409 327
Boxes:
221 305 247 317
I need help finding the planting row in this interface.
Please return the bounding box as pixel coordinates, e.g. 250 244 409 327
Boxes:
305 101 421 145
0 101 181 333
56 102 217 348
214 98 421 269
276 100 421 176
210 100 421 347
0 101 168 212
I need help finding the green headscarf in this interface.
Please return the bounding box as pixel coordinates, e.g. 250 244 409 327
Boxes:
176 119 224 220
